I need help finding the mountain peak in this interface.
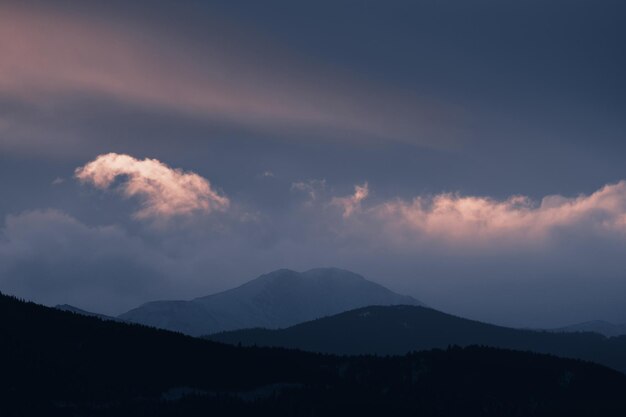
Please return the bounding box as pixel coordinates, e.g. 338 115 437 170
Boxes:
304 267 362 275
302 267 366 280
251 267 364 283
120 268 422 336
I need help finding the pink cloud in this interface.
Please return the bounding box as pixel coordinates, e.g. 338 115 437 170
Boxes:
75 153 229 220
331 183 369 218
369 181 626 246
0 4 461 152
291 179 327 202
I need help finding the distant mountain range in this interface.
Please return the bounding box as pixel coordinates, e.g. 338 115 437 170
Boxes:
119 268 421 336
3 291 626 416
207 305 626 374
549 320 626 337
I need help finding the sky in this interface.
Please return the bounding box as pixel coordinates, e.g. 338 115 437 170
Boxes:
1 0 626 328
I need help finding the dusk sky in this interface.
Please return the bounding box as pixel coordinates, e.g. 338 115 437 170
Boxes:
1 0 626 328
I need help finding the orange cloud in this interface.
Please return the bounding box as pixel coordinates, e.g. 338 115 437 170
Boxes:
75 153 229 220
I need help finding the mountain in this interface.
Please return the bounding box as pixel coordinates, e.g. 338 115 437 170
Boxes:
208 305 626 374
119 268 421 336
55 303 122 322
549 320 626 337
2 292 626 416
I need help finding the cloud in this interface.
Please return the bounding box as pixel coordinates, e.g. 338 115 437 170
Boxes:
75 153 229 220
289 179 626 248
3 182 626 326
331 183 369 218
291 179 327 201
0 208 279 315
0 3 461 156
0 209 139 263
0 209 169 314
365 181 626 247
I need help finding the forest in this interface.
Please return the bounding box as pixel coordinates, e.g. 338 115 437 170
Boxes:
2 292 626 416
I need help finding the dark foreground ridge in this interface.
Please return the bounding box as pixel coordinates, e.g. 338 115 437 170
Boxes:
208 305 626 374
55 304 122 322
2 292 626 416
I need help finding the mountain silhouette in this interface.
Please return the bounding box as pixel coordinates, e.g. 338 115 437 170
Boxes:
208 304 626 374
2 291 626 416
549 320 626 337
119 268 421 336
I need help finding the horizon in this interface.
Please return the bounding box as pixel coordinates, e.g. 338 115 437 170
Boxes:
2 0 626 329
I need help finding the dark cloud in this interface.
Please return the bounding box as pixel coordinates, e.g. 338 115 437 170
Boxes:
0 210 168 313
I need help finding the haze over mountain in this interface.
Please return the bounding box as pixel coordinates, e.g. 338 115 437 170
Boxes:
4 1 626 415
208 305 626 374
3 291 626 416
3 0 626 336
119 268 421 336
548 320 626 338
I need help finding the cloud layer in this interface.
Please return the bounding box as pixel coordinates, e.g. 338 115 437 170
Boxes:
0 209 168 313
3 177 626 325
75 153 229 220
2 0 626 329
0 3 459 156
368 181 626 247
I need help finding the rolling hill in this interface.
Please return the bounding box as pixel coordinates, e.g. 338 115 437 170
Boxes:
549 320 626 337
208 305 626 374
2 292 626 416
119 268 421 336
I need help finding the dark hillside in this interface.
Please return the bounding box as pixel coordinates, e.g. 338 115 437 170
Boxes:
2 293 626 416
208 305 626 373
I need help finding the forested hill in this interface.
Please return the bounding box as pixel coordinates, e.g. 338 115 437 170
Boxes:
2 292 626 416
208 305 626 373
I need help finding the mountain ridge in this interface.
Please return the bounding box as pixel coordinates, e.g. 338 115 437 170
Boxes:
3 291 626 416
119 267 421 336
55 303 122 322
549 320 626 337
207 304 626 374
